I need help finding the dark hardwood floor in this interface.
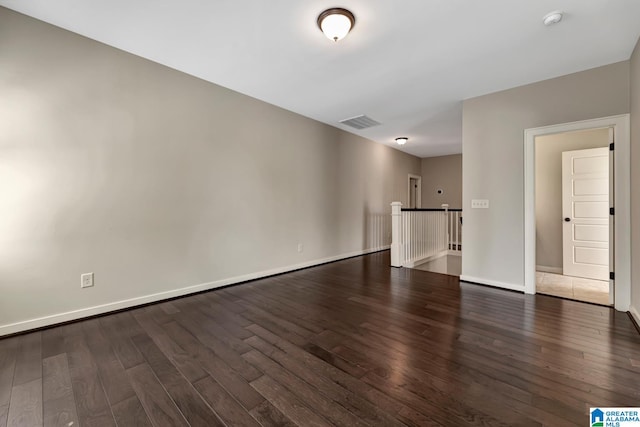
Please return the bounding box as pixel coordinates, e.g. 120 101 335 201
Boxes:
1 251 639 426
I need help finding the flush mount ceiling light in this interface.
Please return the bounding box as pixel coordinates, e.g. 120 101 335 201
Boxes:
395 137 409 146
542 10 563 26
317 8 355 42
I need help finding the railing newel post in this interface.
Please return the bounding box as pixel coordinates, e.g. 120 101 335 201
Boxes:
390 202 403 267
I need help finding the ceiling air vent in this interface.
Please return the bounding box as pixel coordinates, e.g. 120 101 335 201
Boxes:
339 115 381 130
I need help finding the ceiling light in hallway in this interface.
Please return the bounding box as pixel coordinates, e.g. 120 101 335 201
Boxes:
317 8 355 42
542 10 563 26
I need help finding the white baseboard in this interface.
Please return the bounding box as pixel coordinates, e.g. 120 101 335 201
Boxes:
404 250 449 268
536 265 563 274
0 245 390 337
630 305 640 328
459 275 524 292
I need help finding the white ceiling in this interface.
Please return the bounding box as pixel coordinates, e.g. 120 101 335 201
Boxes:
2 1 639 158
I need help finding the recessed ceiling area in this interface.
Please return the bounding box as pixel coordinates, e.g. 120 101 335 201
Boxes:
1 0 639 158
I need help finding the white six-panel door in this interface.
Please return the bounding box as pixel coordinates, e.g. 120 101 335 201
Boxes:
562 147 609 280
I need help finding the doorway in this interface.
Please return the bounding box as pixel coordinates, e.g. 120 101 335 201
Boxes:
524 114 631 312
534 130 611 305
408 174 422 209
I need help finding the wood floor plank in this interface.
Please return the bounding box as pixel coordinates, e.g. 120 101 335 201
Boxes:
127 363 188 427
64 329 116 427
6 379 42 427
133 310 209 384
12 333 41 386
193 376 261 427
243 349 369 427
184 296 255 342
238 304 310 347
173 310 261 381
249 400 297 427
159 301 181 315
0 404 8 427
358 315 634 411
163 321 265 411
42 354 79 427
244 331 411 427
302 341 368 378
82 319 137 406
41 328 66 360
196 294 254 329
187 304 256 350
235 299 316 339
206 290 247 314
324 327 544 425
98 314 145 369
237 282 325 334
131 334 224 426
250 375 332 427
138 304 174 326
111 396 153 427
0 338 17 413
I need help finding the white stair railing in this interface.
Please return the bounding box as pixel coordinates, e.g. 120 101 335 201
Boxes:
390 202 453 267
446 209 462 254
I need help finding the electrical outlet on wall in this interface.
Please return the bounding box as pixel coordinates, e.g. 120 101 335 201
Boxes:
297 243 304 253
81 272 94 288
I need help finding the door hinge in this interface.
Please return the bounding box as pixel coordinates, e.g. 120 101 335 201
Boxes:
610 207 615 215
610 272 615 280
609 142 614 151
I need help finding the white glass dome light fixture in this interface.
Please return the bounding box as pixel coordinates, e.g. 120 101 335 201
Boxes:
543 10 563 26
317 8 355 42
395 137 409 146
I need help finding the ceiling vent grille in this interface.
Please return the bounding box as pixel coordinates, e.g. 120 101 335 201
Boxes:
339 115 381 130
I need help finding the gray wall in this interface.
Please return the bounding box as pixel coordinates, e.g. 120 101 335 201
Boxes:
631 37 640 319
535 128 609 271
462 61 630 288
420 154 462 209
0 8 421 334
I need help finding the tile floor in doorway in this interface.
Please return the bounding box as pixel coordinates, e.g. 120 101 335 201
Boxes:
536 271 610 305
413 260 610 306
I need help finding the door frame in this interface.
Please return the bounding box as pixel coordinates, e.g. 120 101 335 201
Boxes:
524 114 630 312
408 174 422 208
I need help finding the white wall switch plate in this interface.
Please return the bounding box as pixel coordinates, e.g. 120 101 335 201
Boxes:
81 272 94 288
471 199 489 209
